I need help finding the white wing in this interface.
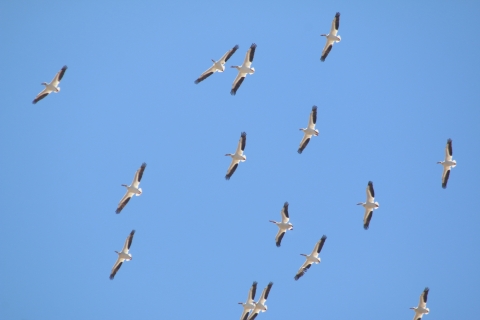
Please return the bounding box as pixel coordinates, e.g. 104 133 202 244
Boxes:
363 209 373 230
122 230 135 254
280 202 289 223
239 309 250 320
235 132 247 155
294 260 313 280
231 72 246 95
32 87 51 104
219 45 239 64
297 133 311 154
366 181 375 203
275 229 285 247
320 39 334 62
109 256 124 280
308 106 317 129
412 312 424 320
131 163 146 188
329 12 340 36
51 66 67 87
116 191 134 214
445 139 453 161
243 43 257 68
194 65 216 84
441 166 450 189
225 159 240 180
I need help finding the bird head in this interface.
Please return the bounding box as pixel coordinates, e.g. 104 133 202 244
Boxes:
320 34 327 37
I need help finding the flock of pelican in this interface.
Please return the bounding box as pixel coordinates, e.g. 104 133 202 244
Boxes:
29 10 459 319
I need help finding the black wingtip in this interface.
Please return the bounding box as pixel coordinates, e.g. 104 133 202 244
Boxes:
363 225 369 230
321 235 327 240
335 12 340 17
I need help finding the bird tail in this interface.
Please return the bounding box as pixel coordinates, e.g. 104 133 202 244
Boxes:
136 188 142 196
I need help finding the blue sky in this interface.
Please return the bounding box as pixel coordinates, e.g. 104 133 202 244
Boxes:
1 1 479 319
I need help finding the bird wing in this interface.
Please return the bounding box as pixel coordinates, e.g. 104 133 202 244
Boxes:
235 132 247 155
258 282 273 304
243 43 257 68
194 65 216 84
280 202 289 223
225 159 240 180
294 262 312 280
132 163 147 188
445 139 453 161
366 181 375 202
51 65 67 87
247 281 258 302
116 192 133 214
330 12 340 36
412 312 424 320
311 235 327 256
419 287 429 308
122 230 135 253
320 40 334 62
308 105 317 129
275 229 286 247
109 257 123 280
239 309 250 320
32 88 50 104
220 45 239 63
247 309 260 320
363 209 373 230
297 134 311 154
230 72 246 95
441 167 450 189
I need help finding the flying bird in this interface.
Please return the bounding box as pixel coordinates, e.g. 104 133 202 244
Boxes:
225 132 246 180
269 202 293 247
110 230 135 280
410 287 430 320
247 282 273 320
238 281 257 320
32 65 68 104
194 45 239 84
437 139 456 189
294 235 327 280
298 106 319 154
357 181 380 230
116 163 147 214
230 43 256 95
320 12 341 61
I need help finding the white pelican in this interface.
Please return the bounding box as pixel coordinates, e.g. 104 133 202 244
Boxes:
320 12 341 62
298 105 319 154
32 65 68 104
238 281 257 320
269 202 293 247
110 230 135 280
225 132 246 180
410 287 430 320
230 43 256 95
294 235 327 280
437 139 456 189
116 163 147 214
357 181 379 230
194 45 239 84
247 282 273 320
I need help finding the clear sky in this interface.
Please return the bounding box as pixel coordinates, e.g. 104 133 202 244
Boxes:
1 1 479 319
